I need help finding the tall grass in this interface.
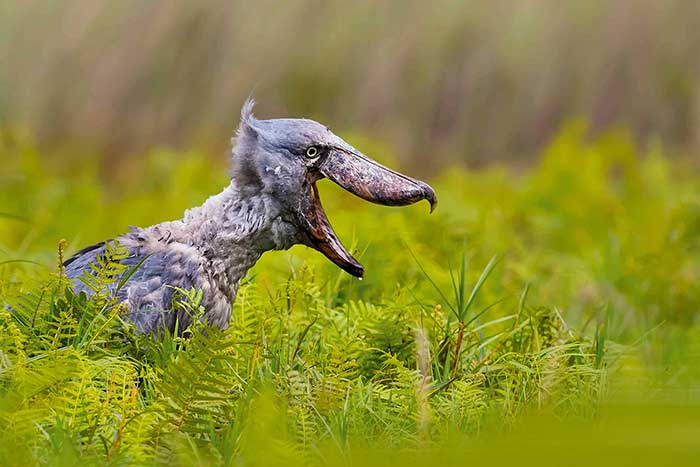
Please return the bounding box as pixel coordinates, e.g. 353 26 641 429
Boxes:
1 0 699 166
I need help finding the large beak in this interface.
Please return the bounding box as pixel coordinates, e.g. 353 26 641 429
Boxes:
299 147 437 278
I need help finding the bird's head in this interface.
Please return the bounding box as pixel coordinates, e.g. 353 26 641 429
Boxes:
230 100 437 278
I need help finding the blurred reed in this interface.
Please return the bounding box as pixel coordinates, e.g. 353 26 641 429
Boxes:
1 0 698 170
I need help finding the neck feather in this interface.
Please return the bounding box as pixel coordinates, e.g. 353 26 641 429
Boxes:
169 182 296 288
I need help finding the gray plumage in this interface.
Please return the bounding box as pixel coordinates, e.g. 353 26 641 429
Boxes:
64 100 436 335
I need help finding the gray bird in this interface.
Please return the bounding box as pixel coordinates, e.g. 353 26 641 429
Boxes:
64 100 437 335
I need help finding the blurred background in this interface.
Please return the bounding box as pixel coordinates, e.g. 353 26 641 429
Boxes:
1 0 699 170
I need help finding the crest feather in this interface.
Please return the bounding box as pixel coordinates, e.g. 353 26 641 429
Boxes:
232 97 258 147
230 97 260 179
241 97 256 124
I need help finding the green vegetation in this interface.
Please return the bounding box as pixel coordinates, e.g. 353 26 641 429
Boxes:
1 124 699 465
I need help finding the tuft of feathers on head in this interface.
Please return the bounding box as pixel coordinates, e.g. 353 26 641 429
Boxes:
230 97 261 182
241 97 256 125
232 97 258 146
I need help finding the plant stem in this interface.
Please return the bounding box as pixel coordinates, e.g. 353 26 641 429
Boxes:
451 321 465 377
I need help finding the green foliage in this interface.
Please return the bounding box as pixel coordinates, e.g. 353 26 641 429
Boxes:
0 126 699 465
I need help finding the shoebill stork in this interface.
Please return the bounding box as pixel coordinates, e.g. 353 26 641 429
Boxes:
63 100 437 335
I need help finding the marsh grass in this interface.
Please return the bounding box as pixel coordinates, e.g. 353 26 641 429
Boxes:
2 1 700 167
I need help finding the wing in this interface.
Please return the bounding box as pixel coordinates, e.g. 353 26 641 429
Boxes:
63 241 108 268
116 252 191 334
64 238 201 334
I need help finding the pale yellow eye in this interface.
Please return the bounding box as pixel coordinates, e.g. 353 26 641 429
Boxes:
306 146 319 158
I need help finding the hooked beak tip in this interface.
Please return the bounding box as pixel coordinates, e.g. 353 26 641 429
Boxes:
417 181 438 213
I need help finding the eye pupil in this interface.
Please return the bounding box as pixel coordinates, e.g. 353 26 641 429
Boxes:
306 146 318 158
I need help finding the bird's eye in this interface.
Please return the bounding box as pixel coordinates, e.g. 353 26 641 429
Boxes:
305 146 319 158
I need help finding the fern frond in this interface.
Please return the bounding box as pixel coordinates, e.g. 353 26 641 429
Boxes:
157 327 241 438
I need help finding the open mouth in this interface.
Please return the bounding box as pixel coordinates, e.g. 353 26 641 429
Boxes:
299 148 437 278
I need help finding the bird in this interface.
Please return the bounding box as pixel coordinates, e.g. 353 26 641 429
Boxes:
63 100 437 335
